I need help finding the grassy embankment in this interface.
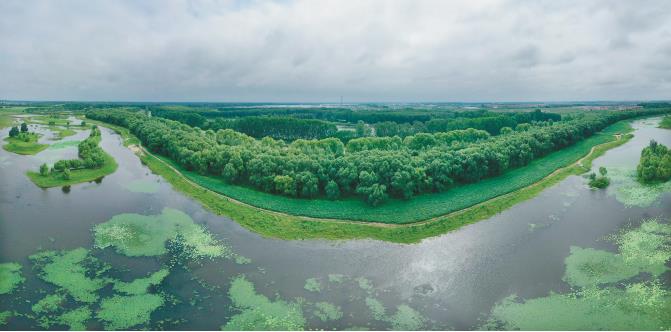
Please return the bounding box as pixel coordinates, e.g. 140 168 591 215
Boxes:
27 133 118 188
155 121 632 224
3 133 49 155
660 116 671 129
92 118 633 243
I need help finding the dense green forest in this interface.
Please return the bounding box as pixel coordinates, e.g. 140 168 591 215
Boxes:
637 140 671 183
86 107 669 205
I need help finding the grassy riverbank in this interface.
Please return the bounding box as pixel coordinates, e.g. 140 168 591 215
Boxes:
93 118 636 242
155 120 632 224
27 135 118 188
3 134 48 155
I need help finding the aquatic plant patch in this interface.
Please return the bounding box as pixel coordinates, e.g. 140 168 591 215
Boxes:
113 268 170 295
29 248 109 303
0 263 24 295
93 208 229 259
96 294 165 330
312 302 343 322
47 140 80 150
222 275 305 330
607 167 671 207
304 278 322 292
485 219 671 330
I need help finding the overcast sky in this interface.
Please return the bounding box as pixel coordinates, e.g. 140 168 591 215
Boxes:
1 0 670 102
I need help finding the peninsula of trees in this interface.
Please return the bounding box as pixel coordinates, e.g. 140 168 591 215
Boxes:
87 107 669 206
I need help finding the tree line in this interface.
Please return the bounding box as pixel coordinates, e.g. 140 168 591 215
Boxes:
87 108 670 205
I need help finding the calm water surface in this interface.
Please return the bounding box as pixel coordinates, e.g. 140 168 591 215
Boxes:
1 117 669 330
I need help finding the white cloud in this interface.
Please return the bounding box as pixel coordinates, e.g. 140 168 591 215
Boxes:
1 0 670 102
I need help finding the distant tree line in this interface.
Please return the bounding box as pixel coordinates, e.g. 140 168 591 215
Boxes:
87 108 669 205
152 107 560 140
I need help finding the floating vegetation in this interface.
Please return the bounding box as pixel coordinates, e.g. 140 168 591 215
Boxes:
387 305 425 330
123 179 160 193
57 306 92 330
485 281 671 330
113 269 170 295
365 297 386 321
233 255 251 265
93 208 229 259
607 167 671 207
0 262 24 295
356 277 374 292
222 275 305 330
47 140 80 150
32 293 66 314
313 302 343 322
304 278 321 292
485 219 671 330
328 274 346 283
97 294 165 330
29 248 108 303
0 311 12 326
365 297 426 330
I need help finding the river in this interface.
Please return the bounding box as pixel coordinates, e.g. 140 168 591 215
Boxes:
0 117 669 330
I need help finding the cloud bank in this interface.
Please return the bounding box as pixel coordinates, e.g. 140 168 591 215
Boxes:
1 0 670 102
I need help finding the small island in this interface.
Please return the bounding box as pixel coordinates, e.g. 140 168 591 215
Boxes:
3 122 48 155
27 126 118 188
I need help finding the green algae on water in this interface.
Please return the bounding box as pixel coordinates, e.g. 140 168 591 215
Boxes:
97 294 165 330
0 262 24 295
123 179 160 193
356 277 374 292
607 167 671 207
222 275 305 330
0 311 12 326
486 219 671 330
29 248 108 303
388 304 425 330
47 140 80 150
94 208 229 258
365 297 386 321
486 281 671 330
563 246 666 287
328 274 346 283
113 268 170 295
58 306 92 330
32 293 66 314
313 302 343 322
304 278 321 292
